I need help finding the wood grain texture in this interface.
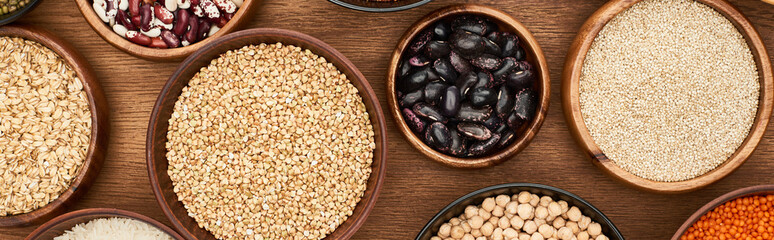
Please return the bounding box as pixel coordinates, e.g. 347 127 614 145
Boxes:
562 0 774 193
3 0 774 239
386 4 550 169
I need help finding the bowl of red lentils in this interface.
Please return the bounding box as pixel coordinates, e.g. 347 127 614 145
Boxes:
673 185 774 240
416 183 624 240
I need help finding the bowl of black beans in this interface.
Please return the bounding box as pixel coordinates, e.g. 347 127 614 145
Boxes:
387 4 550 168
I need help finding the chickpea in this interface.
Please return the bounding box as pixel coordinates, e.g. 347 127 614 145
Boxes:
530 194 540 207
482 197 497 212
517 204 534 220
552 217 565 229
481 222 495 236
523 220 538 234
587 223 601 237
503 228 519 239
567 207 582 222
578 216 591 230
557 227 573 240
577 231 590 240
546 215 556 222
492 228 504 240
468 216 484 229
493 205 505 217
566 222 579 234
594 235 607 240
496 195 511 207
461 221 472 233
510 215 525 229
451 225 465 239
519 232 531 240
431 237 442 240
488 216 499 225
471 229 482 237
505 212 515 219
534 218 546 227
538 224 555 238
506 201 519 215
539 196 553 207
439 223 452 237
476 237 487 240
535 206 549 219
450 218 462 226
531 232 545 240
518 191 532 203
558 201 568 213
478 208 492 220
462 234 475 240
498 216 511 229
465 205 479 219
548 202 562 217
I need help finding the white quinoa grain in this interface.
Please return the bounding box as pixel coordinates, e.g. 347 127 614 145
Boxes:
579 0 759 182
166 43 375 240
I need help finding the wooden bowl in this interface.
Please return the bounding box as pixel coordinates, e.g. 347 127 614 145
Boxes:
671 184 774 239
73 0 261 61
562 0 774 193
0 0 42 26
25 208 185 240
147 28 387 240
328 0 432 12
415 183 624 240
0 24 109 227
386 4 551 169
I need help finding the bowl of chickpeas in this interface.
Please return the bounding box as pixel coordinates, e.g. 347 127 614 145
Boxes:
673 184 774 240
416 183 623 240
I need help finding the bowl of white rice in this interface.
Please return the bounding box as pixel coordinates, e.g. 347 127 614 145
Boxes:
25 208 183 240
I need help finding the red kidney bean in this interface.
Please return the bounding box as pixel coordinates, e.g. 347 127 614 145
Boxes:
172 8 190 36
129 0 141 16
131 14 142 27
116 10 136 30
199 0 220 19
223 12 233 21
140 3 153 31
126 30 152 45
184 14 199 43
212 0 235 13
149 37 168 48
197 19 210 40
191 4 204 17
161 30 180 48
216 15 227 28
154 3 174 24
190 0 200 5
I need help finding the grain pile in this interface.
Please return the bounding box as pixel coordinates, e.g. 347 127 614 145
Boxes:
0 37 92 216
54 217 173 240
166 43 375 239
579 0 759 182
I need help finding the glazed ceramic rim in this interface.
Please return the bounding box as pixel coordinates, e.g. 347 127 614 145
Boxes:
415 183 625 240
328 0 432 12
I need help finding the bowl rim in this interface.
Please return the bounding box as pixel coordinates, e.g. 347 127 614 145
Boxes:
146 28 387 240
0 0 42 26
386 3 551 169
72 0 261 61
328 0 432 12
670 184 774 240
414 182 625 240
0 24 109 227
561 0 774 193
25 208 186 240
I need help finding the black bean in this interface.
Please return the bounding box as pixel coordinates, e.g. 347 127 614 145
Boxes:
402 108 427 133
423 82 447 105
448 129 467 157
469 134 501 156
482 115 503 130
424 41 452 59
425 122 452 151
456 103 492 122
413 102 447 123
441 86 462 117
449 51 473 74
451 15 488 36
399 89 424 108
457 122 492 140
409 30 433 55
506 69 534 90
400 70 428 92
497 129 516 148
470 87 497 108
455 72 478 99
433 58 458 83
433 21 451 40
471 54 503 71
450 30 485 59
398 60 412 78
474 71 493 89
495 85 515 119
409 55 432 67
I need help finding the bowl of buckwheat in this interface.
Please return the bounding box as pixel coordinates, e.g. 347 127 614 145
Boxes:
147 28 387 240
416 183 624 240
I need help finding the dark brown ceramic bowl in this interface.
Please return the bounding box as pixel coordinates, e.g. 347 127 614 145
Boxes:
387 4 551 169
562 0 773 193
0 24 109 227
416 183 624 240
671 185 774 239
329 0 431 12
26 208 185 240
147 28 387 240
73 0 261 61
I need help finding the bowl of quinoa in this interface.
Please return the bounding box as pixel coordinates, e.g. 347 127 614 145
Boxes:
147 28 387 240
562 0 773 193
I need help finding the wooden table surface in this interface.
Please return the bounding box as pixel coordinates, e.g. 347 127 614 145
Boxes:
3 0 774 239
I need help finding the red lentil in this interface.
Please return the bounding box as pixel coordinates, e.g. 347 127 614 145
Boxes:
681 195 774 240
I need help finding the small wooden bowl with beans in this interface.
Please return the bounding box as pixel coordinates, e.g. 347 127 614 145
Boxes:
671 185 774 240
562 0 774 193
386 4 551 169
0 24 109 227
73 0 261 61
25 208 185 239
147 28 387 240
